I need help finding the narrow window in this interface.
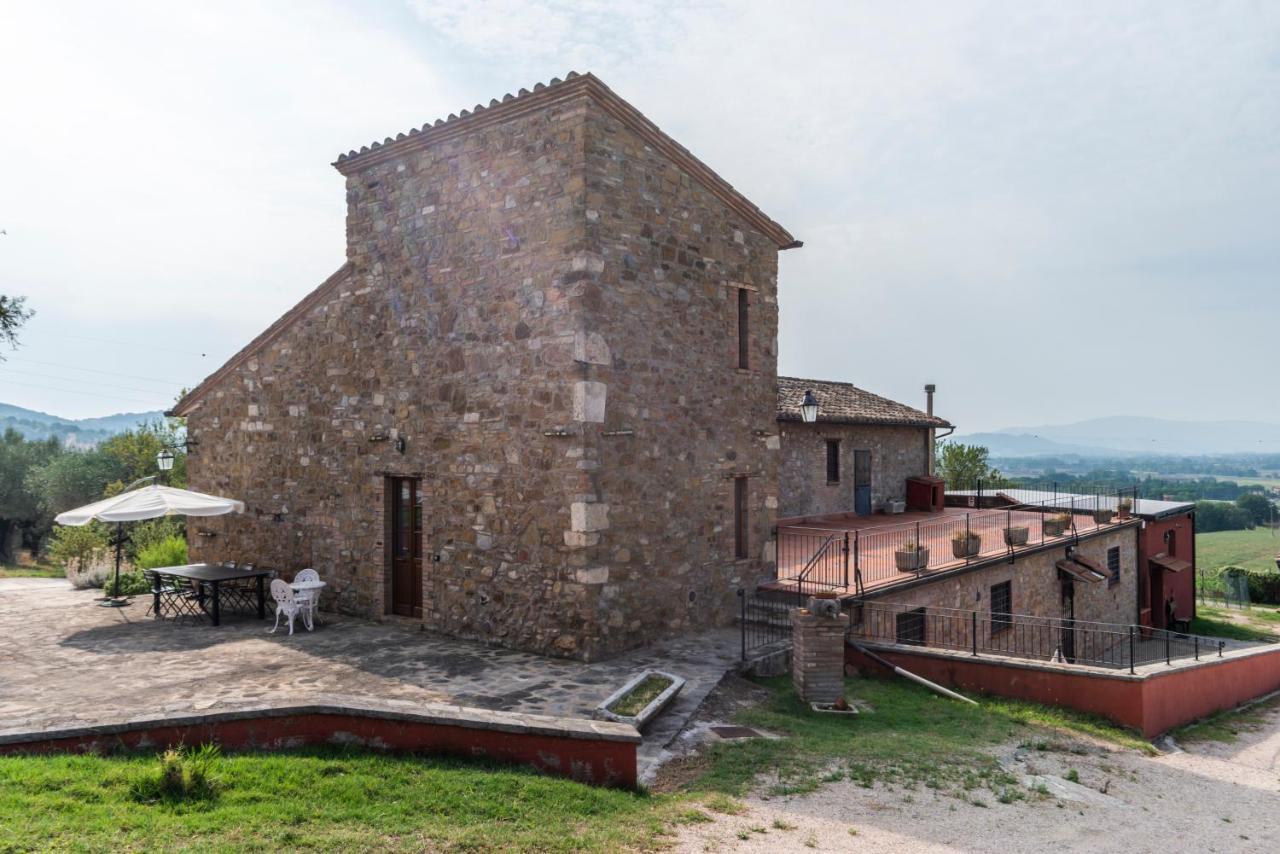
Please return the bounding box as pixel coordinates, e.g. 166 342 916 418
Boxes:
896 607 926 646
1166 529 1177 557
991 581 1012 633
736 288 749 369
733 476 749 559
1107 546 1121 587
825 439 841 483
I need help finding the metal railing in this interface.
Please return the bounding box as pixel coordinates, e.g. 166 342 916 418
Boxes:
777 487 1141 595
850 601 1230 673
738 589 793 659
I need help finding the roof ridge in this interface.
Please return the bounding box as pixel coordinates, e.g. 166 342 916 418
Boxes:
332 72 798 250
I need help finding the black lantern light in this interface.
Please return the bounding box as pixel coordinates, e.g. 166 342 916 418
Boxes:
800 390 819 424
156 449 175 471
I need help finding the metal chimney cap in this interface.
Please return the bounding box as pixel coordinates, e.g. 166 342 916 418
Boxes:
924 383 936 393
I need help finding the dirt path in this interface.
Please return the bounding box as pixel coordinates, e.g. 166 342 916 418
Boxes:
675 705 1280 853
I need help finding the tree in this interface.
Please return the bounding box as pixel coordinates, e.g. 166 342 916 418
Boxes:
936 441 1008 490
1235 493 1275 527
1194 500 1254 533
0 429 63 560
0 295 34 359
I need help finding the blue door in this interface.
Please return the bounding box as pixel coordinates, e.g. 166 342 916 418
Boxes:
854 450 872 515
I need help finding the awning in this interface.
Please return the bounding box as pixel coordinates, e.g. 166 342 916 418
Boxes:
1150 553 1193 573
1056 556 1108 583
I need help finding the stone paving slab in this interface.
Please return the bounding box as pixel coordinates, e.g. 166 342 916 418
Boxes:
0 580 739 777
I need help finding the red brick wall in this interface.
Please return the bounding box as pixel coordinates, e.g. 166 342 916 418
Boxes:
847 641 1280 738
1141 512 1196 628
0 711 637 789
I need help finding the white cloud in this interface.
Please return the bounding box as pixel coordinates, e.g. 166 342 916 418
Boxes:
2 0 1278 427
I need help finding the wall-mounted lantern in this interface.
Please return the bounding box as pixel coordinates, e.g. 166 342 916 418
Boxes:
800 390 819 424
156 449 175 471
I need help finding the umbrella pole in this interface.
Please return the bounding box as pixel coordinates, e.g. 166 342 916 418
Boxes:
102 521 129 608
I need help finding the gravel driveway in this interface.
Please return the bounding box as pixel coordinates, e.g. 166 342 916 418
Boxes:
676 698 1280 853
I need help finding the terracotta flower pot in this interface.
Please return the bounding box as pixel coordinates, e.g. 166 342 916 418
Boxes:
1094 509 1115 524
1043 519 1067 537
895 547 930 572
1003 526 1029 546
951 535 981 559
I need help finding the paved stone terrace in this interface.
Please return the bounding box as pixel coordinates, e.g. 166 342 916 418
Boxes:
0 579 740 780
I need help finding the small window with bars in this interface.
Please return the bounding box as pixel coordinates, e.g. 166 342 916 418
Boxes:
990 581 1012 633
1107 546 1121 587
736 288 750 369
825 439 840 483
896 607 926 646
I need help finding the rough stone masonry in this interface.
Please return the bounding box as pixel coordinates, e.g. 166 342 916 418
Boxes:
171 73 800 661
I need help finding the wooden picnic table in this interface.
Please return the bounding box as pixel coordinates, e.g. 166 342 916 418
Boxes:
150 563 272 626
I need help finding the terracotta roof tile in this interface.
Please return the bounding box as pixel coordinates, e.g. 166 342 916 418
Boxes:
777 376 951 428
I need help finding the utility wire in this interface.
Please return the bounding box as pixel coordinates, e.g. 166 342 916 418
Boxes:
0 367 179 397
3 356 186 387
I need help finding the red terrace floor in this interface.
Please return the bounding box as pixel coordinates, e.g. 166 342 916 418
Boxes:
773 507 1132 597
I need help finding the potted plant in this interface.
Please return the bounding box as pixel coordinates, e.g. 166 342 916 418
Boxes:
1003 525 1030 546
1043 512 1071 537
951 529 981 558
1117 498 1133 520
895 540 930 572
1094 507 1115 524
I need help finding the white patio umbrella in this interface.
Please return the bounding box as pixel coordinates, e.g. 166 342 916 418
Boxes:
55 484 245 606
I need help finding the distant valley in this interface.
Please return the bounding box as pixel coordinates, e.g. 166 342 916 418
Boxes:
0 402 166 447
953 416 1280 458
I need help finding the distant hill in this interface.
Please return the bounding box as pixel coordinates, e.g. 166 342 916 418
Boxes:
954 416 1280 457
0 402 166 447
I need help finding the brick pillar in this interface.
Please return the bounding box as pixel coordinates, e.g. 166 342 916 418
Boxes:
791 607 850 704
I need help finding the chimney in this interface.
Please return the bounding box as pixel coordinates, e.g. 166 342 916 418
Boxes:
924 384 937 478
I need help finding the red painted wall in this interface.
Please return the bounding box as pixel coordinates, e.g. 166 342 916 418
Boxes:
1141 512 1196 629
0 712 637 789
847 642 1280 738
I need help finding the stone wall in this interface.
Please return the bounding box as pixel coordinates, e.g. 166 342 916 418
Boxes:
864 525 1140 647
183 85 786 660
574 105 781 653
778 423 928 519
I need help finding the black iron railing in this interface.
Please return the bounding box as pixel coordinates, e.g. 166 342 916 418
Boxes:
777 487 1142 595
738 589 793 660
850 601 1233 673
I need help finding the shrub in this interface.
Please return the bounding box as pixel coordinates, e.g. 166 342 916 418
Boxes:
46 523 109 569
106 571 153 597
130 744 222 803
136 535 187 571
1201 565 1280 605
128 517 185 561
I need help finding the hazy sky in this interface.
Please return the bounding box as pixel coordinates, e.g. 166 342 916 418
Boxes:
2 1 1278 431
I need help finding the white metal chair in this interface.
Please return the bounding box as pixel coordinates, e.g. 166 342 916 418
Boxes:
293 568 322 626
268 578 311 636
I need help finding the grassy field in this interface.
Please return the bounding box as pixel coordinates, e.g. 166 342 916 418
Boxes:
1191 605 1280 642
1196 527 1280 574
0 561 62 579
0 677 1154 851
1176 691 1280 744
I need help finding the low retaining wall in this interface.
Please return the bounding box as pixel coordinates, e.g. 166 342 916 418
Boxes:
0 702 640 788
846 641 1280 737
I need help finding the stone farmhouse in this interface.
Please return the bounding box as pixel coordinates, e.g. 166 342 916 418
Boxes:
171 72 1147 666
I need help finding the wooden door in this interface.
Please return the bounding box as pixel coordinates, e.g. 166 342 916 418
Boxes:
389 477 423 618
853 450 872 515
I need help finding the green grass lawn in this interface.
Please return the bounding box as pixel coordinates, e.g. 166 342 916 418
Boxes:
0 749 683 853
0 562 62 579
0 678 1155 851
1196 528 1280 575
1191 604 1280 642
684 676 1150 802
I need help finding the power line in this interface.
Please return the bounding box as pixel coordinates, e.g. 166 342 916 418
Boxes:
0 367 179 397
4 356 187 387
0 377 164 408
